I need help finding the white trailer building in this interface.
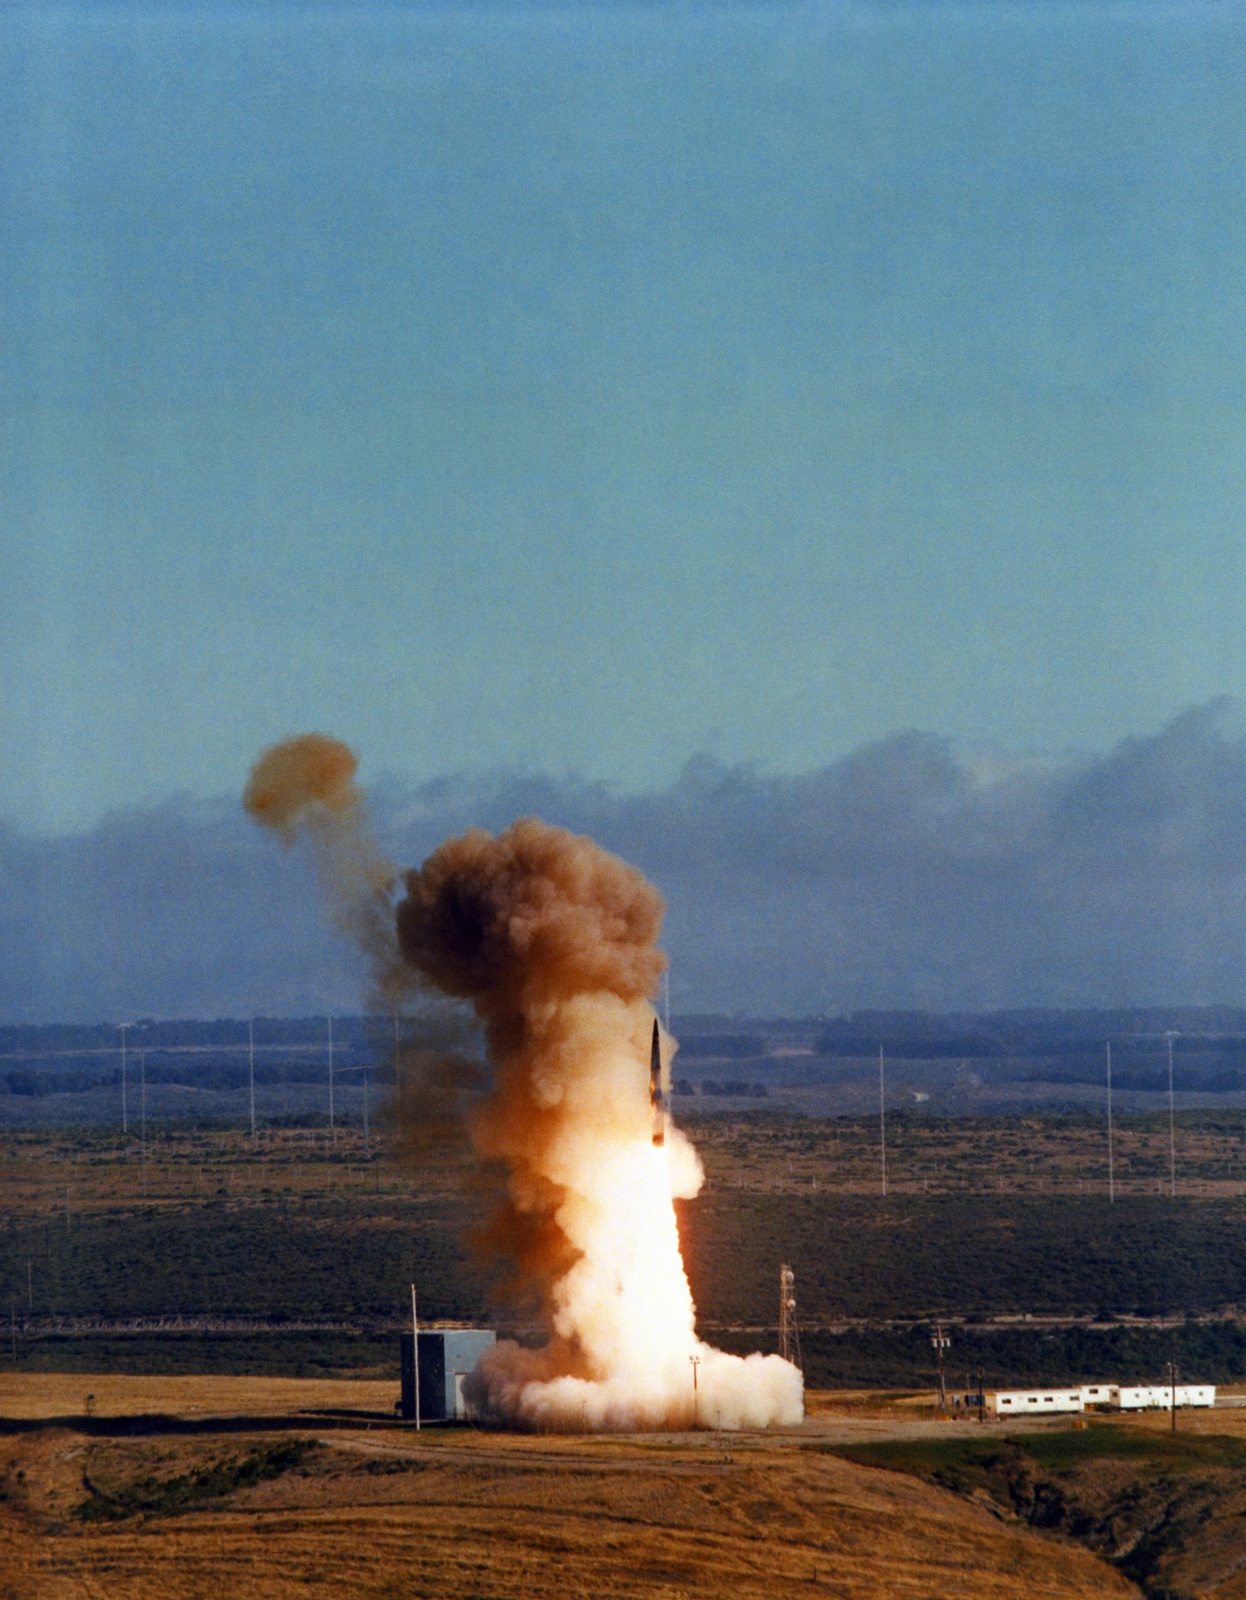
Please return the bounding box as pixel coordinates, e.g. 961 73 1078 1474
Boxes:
1116 1384 1215 1410
990 1388 1084 1418
989 1382 1216 1418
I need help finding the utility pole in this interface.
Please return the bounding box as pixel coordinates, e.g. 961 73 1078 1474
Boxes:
119 1023 129 1136
1113 1036 1119 1203
140 1051 147 1172
1169 1342 1177 1434
328 1016 335 1142
689 1354 700 1428
363 1065 370 1158
977 1363 985 1425
249 1018 257 1146
411 1284 421 1432
1167 1032 1177 1199
931 1322 950 1411
879 1045 887 1197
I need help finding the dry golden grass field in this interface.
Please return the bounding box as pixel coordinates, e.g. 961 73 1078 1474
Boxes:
0 1374 1142 1600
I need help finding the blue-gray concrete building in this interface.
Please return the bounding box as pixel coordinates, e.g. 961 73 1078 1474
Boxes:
400 1328 496 1421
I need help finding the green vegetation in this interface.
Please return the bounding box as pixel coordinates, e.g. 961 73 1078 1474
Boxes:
719 1322 1246 1390
819 1426 1246 1484
9 1330 400 1379
4 1116 1246 1389
8 1187 1245 1333
817 1427 1246 1597
1 1193 490 1325
77 1438 318 1521
679 1191 1246 1322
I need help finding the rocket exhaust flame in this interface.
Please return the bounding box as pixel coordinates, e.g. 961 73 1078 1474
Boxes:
245 737 803 1431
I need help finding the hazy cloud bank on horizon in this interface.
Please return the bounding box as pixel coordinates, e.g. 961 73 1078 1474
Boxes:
3 702 1244 1024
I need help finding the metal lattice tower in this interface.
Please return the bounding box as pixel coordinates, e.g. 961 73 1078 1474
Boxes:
779 1264 802 1370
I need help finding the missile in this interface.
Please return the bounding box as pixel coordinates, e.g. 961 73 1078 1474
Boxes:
650 1018 665 1147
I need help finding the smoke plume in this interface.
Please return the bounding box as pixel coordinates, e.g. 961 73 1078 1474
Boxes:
244 739 801 1428
242 734 407 1006
395 816 803 1430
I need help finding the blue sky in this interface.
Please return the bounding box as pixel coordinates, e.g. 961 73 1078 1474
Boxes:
4 0 1244 838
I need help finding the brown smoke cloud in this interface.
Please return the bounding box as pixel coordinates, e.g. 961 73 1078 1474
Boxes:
243 734 406 1006
395 818 668 1311
396 816 666 1022
242 732 361 842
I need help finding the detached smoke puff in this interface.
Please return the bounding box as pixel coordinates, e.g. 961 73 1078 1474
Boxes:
396 817 803 1431
243 734 405 1005
242 733 361 843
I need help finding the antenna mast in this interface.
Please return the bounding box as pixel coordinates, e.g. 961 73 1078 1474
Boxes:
779 1263 802 1370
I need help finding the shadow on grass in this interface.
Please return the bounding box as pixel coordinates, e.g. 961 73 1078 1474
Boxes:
0 1409 443 1438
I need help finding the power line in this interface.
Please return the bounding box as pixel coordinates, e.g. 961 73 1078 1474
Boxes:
1167 1031 1177 1199
1106 1040 1115 1204
328 1015 335 1142
879 1044 887 1198
118 1023 129 1136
